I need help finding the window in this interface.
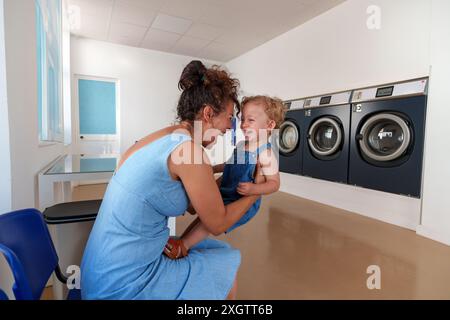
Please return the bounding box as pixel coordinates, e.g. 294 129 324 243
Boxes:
36 0 63 143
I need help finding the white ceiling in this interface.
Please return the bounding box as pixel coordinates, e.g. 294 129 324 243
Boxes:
67 0 346 62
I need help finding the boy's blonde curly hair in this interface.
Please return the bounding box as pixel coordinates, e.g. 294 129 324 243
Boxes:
240 95 286 129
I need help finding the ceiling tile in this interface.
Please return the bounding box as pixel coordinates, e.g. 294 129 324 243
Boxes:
73 13 110 40
185 23 223 41
143 28 182 44
298 0 321 5
111 3 157 27
214 30 265 48
108 22 148 45
68 0 113 19
151 13 193 34
108 34 141 47
197 41 239 62
141 28 181 51
160 0 209 21
115 0 165 11
197 3 241 28
141 41 175 52
172 36 211 56
70 0 347 62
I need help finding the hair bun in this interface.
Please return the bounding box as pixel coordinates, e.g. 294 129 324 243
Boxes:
178 60 207 91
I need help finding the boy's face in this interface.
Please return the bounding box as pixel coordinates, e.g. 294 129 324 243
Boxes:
240 102 274 142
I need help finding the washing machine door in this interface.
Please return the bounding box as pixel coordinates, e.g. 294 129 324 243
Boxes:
278 120 299 155
307 117 343 157
357 113 411 162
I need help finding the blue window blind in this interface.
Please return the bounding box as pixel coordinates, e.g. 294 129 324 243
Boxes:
78 79 116 135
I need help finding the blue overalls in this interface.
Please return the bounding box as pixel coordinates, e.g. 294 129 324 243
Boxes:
220 142 271 233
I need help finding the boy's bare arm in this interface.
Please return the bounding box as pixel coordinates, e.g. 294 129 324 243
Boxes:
236 149 280 196
246 175 279 195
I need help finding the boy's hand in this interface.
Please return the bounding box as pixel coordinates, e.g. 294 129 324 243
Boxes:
237 182 255 196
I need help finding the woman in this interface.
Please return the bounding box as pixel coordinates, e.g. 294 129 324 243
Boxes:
80 60 261 300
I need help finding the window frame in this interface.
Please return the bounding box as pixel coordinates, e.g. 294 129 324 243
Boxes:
36 0 64 145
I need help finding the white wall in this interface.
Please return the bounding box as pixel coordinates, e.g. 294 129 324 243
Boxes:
1 0 71 298
228 0 431 100
227 0 432 230
3 0 67 212
416 0 450 245
70 38 220 155
0 0 14 300
0 0 11 213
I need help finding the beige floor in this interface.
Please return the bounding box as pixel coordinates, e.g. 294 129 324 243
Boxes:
44 183 450 300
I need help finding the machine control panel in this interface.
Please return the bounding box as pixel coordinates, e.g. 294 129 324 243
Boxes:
284 99 305 111
304 91 352 109
351 78 428 103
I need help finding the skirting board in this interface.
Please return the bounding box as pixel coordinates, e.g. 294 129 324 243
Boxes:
416 225 450 246
280 173 422 231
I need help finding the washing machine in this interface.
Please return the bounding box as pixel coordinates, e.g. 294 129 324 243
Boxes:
348 78 428 198
302 91 352 183
278 99 305 175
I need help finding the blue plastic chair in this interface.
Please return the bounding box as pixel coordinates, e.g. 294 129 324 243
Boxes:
0 289 8 300
0 208 81 300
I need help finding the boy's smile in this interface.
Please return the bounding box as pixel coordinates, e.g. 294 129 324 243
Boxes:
240 102 273 141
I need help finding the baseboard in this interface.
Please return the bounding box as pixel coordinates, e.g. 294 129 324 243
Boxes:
280 173 421 231
46 277 53 287
416 225 450 246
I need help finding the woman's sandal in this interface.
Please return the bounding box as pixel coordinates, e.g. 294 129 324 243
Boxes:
163 238 188 259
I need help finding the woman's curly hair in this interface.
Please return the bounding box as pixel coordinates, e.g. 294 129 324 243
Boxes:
177 60 240 122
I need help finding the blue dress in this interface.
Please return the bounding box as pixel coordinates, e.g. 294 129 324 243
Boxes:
220 142 271 233
80 133 241 300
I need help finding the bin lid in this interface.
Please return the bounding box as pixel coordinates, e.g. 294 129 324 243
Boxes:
43 200 102 224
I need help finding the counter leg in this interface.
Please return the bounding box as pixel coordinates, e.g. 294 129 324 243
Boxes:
168 217 176 236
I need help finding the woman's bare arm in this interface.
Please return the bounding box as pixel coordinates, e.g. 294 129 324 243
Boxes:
170 141 259 236
186 175 222 215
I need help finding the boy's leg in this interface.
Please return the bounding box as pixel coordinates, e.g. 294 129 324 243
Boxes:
165 218 211 259
181 217 211 250
181 217 201 238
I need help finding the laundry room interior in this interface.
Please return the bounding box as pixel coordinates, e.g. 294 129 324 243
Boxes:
1 0 450 300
